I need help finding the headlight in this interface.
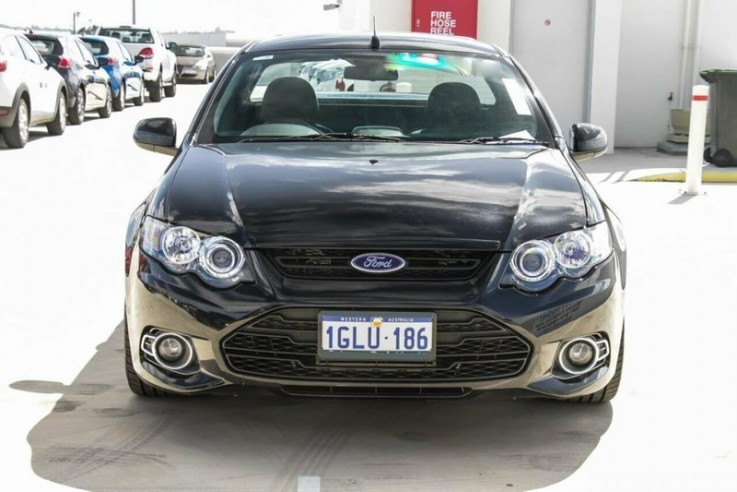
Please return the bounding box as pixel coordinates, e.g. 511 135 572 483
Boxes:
140 217 253 287
506 223 612 292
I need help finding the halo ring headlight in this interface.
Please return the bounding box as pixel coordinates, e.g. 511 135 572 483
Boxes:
510 240 556 283
199 236 245 279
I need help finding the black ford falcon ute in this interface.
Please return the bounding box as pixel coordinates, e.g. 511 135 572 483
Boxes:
125 32 626 402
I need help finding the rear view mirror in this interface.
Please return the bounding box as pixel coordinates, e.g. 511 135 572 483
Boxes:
134 55 144 64
344 65 398 81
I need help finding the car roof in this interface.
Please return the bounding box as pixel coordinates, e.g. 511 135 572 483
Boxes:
245 32 503 57
99 25 151 30
26 33 65 40
80 34 117 43
0 27 25 36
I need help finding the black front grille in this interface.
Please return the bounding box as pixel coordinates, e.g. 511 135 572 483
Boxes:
266 249 493 280
222 308 531 383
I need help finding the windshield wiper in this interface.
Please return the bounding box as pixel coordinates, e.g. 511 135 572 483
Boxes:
240 132 405 143
456 136 549 146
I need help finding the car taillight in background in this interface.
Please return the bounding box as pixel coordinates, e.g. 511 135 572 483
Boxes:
0 57 7 72
138 47 154 59
57 57 72 69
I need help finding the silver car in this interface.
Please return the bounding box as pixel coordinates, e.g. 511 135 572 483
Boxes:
173 44 215 84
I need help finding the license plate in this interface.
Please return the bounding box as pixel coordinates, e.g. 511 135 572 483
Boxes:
318 311 436 362
182 68 196 75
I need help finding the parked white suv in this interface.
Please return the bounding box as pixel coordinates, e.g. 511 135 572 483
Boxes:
0 28 67 148
96 25 176 102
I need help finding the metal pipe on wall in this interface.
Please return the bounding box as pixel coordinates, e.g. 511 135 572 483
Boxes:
677 0 693 109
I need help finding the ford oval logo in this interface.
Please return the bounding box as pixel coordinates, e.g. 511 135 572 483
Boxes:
350 253 406 274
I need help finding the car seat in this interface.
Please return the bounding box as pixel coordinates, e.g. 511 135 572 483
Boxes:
424 82 484 133
260 77 320 126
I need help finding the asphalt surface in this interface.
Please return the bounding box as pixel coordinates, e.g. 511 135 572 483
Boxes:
1 84 736 491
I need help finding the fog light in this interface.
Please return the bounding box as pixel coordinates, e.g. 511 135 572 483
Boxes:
153 333 194 371
558 337 599 375
567 341 595 366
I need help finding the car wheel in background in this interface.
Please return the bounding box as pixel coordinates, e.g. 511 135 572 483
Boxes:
149 73 163 102
113 84 125 112
3 98 29 148
133 83 145 106
98 85 113 118
69 87 85 125
164 74 176 98
47 91 67 135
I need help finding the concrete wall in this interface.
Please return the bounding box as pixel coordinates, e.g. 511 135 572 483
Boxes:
615 0 686 147
477 0 512 51
614 0 737 147
589 0 622 150
699 2 737 72
511 0 591 138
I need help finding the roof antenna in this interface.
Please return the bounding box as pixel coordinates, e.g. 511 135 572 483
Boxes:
370 17 380 50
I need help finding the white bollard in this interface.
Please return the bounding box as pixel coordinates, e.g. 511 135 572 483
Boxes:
684 85 710 195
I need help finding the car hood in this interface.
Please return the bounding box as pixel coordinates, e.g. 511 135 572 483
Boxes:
163 142 586 250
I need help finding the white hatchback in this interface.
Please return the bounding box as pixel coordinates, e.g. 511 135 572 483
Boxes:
0 28 67 148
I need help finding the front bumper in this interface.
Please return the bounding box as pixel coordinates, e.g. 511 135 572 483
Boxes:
176 65 207 80
125 245 625 398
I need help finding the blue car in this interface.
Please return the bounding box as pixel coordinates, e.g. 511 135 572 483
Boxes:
81 35 145 110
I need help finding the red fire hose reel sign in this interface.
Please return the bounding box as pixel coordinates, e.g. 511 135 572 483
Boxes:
412 0 479 39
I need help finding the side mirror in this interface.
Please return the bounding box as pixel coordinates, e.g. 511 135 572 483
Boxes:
166 41 177 51
96 56 110 66
570 123 608 161
134 55 144 64
133 117 177 156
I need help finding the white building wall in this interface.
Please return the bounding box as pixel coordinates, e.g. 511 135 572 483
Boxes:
615 0 686 147
699 2 737 72
369 0 412 32
477 0 512 50
589 0 622 151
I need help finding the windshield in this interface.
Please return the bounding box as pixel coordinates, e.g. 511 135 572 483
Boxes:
98 28 153 44
175 45 205 57
200 49 552 144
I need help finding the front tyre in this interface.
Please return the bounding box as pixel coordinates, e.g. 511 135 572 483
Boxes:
133 81 145 106
164 73 176 98
149 72 163 102
3 98 29 148
112 83 125 111
98 85 112 118
68 87 85 125
47 91 67 135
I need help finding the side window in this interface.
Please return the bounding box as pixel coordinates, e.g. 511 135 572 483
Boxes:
76 41 96 65
2 36 25 60
17 36 43 64
67 39 85 64
116 41 133 62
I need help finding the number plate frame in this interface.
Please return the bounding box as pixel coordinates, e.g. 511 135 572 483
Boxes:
318 311 437 362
